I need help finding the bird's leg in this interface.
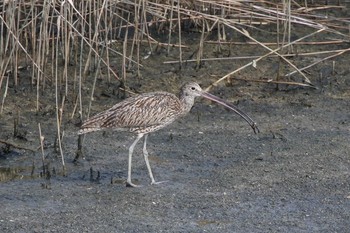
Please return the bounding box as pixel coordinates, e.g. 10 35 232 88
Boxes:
126 134 144 187
142 134 156 184
143 134 167 185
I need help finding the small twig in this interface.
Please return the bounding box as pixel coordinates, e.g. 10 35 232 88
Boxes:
0 139 36 152
118 87 136 96
70 95 79 119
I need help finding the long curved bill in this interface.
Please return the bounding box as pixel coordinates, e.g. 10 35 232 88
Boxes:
200 92 260 134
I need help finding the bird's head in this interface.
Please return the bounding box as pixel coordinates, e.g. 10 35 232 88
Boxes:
180 82 259 134
181 82 203 98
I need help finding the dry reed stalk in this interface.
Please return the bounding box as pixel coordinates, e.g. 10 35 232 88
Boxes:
214 22 321 86
38 123 46 175
231 77 313 88
61 2 70 96
130 37 188 48
122 21 129 97
196 21 205 69
55 48 66 174
0 76 9 114
164 48 350 64
204 40 348 45
205 28 326 91
164 3 311 84
284 0 292 53
177 1 183 68
1 1 346 92
104 1 111 83
285 47 350 77
167 0 175 55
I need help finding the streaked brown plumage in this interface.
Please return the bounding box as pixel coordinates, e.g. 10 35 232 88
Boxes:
78 82 259 187
78 92 187 135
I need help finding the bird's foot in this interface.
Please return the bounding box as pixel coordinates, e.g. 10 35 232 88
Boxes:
151 180 168 185
126 181 142 188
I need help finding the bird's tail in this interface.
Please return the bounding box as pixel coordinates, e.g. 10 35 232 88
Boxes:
77 127 102 135
78 113 108 135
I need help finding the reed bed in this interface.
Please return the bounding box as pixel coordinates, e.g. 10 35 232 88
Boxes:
0 0 349 169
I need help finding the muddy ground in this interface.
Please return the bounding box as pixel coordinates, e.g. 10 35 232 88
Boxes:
1 15 350 233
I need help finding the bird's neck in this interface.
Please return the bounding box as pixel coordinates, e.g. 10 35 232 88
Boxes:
179 93 195 114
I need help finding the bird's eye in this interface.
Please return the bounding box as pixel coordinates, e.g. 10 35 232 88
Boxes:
191 87 196 90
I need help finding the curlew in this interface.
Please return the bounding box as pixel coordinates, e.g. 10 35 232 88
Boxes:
78 82 259 187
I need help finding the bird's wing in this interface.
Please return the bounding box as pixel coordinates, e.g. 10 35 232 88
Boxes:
97 92 182 129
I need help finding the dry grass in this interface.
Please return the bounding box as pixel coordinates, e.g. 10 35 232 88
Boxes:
0 0 349 168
